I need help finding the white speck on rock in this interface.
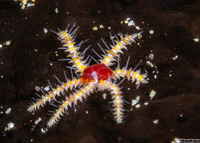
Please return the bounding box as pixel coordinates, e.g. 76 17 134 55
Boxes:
43 28 48 33
193 37 199 42
103 93 107 99
149 90 156 100
135 104 140 108
35 117 41 125
153 119 159 124
5 122 15 131
55 8 58 14
132 96 140 106
149 30 154 35
5 108 11 114
41 128 48 133
128 20 135 27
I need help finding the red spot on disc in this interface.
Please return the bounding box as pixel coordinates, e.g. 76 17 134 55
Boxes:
81 63 113 83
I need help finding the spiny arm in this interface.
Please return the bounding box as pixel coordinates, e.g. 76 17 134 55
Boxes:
99 32 142 66
98 81 124 123
27 78 81 112
113 68 148 88
56 25 87 73
47 81 95 128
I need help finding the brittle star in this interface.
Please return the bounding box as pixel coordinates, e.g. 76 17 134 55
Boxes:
27 24 148 128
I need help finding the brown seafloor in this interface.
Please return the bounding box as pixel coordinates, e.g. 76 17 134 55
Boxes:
0 0 200 143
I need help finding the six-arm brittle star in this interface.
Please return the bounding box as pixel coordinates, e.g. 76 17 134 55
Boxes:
27 24 148 128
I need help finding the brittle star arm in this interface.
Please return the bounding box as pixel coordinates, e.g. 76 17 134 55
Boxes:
100 32 142 66
27 78 81 112
55 24 87 73
98 80 125 123
113 67 148 88
47 81 96 128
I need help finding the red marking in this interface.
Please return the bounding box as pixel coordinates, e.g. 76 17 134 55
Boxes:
81 63 113 83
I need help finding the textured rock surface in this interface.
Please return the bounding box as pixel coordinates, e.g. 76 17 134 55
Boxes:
0 0 200 142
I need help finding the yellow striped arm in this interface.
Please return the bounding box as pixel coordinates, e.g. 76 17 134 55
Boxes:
100 33 141 66
113 68 148 88
97 81 124 123
109 83 124 124
47 81 95 128
56 27 87 73
27 78 81 112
